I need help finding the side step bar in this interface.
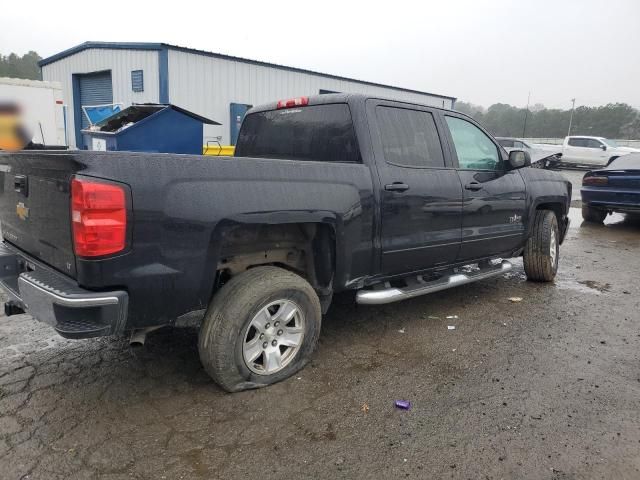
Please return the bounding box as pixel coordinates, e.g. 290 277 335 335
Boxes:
356 260 512 305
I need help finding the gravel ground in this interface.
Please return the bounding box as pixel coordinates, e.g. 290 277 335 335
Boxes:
1 170 639 479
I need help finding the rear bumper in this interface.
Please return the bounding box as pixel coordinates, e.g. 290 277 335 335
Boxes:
0 242 128 339
581 187 640 212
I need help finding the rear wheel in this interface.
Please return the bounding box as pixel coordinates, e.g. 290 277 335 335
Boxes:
198 266 321 392
523 210 559 282
582 205 607 223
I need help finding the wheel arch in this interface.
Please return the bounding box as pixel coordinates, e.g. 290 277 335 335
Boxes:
528 197 569 243
203 219 338 308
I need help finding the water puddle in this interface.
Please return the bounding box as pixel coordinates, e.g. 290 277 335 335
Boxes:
555 278 611 295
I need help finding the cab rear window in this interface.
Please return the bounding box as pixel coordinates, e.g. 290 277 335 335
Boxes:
235 104 361 163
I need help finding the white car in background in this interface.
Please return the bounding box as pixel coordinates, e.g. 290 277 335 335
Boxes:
536 136 640 167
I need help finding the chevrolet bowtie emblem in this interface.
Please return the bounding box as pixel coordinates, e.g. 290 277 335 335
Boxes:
16 202 29 220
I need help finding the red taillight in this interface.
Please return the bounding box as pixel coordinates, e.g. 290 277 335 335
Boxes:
582 175 608 186
71 178 127 257
276 96 309 109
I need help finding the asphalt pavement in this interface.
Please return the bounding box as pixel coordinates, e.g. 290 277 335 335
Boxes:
1 169 639 479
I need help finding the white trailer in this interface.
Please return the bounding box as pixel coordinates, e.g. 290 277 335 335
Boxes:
0 77 67 147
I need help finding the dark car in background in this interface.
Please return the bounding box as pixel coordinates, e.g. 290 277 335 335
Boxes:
496 137 562 169
581 153 640 222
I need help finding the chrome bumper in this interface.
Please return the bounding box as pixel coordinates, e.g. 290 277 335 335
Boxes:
0 242 128 339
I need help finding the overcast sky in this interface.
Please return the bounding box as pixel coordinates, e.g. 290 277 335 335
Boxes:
2 0 639 109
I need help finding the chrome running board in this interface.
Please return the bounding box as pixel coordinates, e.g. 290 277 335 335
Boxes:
356 260 512 305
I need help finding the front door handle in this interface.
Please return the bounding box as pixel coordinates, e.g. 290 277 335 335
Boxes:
384 182 410 192
465 181 483 191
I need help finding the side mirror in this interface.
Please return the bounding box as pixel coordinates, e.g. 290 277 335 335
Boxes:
600 144 607 151
508 150 531 169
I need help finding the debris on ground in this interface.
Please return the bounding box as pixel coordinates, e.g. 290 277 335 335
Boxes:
361 403 369 414
394 400 411 410
448 325 456 330
428 316 439 319
508 297 523 302
398 328 405 334
446 315 458 319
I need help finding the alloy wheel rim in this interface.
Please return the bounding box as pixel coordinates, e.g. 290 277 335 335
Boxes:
242 300 305 375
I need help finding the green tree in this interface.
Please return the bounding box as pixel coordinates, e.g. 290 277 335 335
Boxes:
456 100 640 139
0 51 42 80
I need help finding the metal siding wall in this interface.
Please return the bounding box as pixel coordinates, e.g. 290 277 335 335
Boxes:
42 49 159 148
167 50 453 145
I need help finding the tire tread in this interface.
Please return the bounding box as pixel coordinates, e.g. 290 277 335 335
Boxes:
523 210 558 282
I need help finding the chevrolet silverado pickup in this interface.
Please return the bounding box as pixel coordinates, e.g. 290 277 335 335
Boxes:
0 94 572 392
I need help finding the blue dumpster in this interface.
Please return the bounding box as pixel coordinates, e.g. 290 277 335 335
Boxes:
82 104 219 154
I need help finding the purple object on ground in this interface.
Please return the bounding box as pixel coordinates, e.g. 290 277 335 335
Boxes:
395 400 411 410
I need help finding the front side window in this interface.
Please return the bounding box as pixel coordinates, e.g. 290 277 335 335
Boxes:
376 107 445 168
445 116 501 170
235 103 360 163
498 139 515 148
587 139 604 149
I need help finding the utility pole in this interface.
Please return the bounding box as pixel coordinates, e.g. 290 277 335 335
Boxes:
522 91 531 138
567 98 576 137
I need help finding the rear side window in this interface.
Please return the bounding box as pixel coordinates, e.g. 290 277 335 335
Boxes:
568 138 587 147
376 107 445 168
235 104 360 163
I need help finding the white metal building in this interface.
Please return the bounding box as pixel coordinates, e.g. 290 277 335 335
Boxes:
40 42 456 149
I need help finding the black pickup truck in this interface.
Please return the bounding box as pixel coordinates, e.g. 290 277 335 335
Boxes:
0 94 571 391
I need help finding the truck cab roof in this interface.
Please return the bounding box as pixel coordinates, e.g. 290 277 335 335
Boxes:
248 92 462 116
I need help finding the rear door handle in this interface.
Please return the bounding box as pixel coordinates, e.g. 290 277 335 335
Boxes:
465 181 483 191
384 182 410 192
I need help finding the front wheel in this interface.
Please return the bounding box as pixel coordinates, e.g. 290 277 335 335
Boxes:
198 266 322 392
523 210 559 282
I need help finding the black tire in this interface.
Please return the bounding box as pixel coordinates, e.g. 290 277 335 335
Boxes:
582 205 607 223
198 266 321 392
523 210 559 282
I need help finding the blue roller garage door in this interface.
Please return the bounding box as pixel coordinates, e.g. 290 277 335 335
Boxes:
77 71 113 148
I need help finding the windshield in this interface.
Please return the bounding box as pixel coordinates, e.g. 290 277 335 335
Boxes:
602 138 619 147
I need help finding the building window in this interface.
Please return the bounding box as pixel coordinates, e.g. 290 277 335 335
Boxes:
131 70 144 92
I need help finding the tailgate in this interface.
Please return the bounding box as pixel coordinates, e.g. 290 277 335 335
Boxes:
0 151 78 277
